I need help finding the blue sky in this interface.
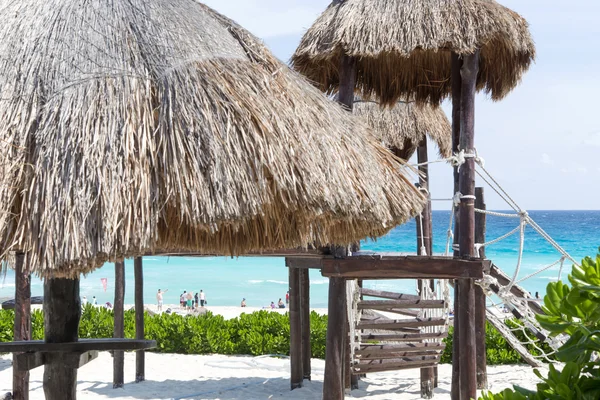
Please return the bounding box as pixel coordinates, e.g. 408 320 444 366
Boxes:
203 1 600 210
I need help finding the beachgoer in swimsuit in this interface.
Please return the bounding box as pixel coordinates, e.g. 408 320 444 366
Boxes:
186 291 194 311
278 298 285 308
157 289 168 311
241 298 247 307
270 301 275 309
199 290 206 307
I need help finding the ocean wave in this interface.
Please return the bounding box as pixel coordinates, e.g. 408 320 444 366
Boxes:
248 280 263 284
266 280 287 285
310 279 329 285
247 279 288 285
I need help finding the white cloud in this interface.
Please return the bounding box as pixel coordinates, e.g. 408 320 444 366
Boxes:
541 153 554 165
584 132 600 147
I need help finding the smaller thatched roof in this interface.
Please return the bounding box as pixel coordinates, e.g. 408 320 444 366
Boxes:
292 0 535 105
354 101 451 161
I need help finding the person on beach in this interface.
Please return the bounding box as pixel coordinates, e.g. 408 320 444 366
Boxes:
92 296 97 306
535 291 540 299
270 301 276 309
195 292 199 308
285 291 289 305
82 296 88 307
186 291 194 311
278 298 285 308
157 289 168 311
199 290 206 307
241 298 246 307
180 291 186 308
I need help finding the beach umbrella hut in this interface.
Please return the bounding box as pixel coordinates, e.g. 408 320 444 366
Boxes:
353 101 451 161
291 1 534 399
292 0 535 106
0 1 427 398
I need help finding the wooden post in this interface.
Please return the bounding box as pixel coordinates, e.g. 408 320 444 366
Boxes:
13 252 30 400
450 52 462 400
289 266 303 389
457 50 480 400
134 257 145 383
416 139 435 399
323 277 347 400
113 261 125 388
43 277 81 400
475 187 488 389
300 268 311 381
322 53 356 400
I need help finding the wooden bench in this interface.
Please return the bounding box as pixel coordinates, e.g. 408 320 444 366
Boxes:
0 339 156 372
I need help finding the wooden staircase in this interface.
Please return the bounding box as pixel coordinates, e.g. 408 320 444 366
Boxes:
351 288 448 375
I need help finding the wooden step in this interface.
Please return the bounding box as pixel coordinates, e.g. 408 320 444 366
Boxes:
358 299 446 310
361 332 448 342
357 343 444 360
358 355 440 365
353 359 438 374
358 317 446 331
360 288 419 301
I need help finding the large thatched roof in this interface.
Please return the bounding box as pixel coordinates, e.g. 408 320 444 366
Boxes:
292 0 535 105
0 0 425 278
354 101 451 160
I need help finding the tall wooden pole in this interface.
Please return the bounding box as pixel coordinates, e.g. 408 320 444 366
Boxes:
450 52 463 400
13 252 30 400
43 278 81 400
322 54 356 400
134 257 145 382
113 261 125 388
474 187 488 389
289 267 303 389
300 268 311 381
416 139 435 399
457 50 480 400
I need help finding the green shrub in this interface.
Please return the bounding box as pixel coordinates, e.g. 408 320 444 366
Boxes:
481 250 600 400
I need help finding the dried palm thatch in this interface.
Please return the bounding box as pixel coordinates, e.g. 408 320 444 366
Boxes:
292 0 535 105
0 0 425 278
354 101 451 160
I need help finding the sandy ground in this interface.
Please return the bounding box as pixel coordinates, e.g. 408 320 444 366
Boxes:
0 351 544 400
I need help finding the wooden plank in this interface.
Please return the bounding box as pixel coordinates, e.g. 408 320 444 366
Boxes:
457 50 480 400
475 187 488 390
359 355 440 365
486 313 542 368
371 308 419 317
360 343 445 352
358 318 446 331
13 252 30 400
360 288 419 301
43 278 80 400
113 261 125 389
0 339 157 353
361 332 448 342
321 256 484 280
134 257 145 383
14 352 44 372
289 267 303 389
358 300 446 310
286 257 324 269
62 351 99 369
354 360 438 374
450 51 463 400
300 268 311 381
357 350 443 360
489 264 544 315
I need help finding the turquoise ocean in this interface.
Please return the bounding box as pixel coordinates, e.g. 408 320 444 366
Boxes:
0 211 599 308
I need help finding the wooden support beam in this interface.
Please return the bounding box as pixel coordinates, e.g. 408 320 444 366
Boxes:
360 288 419 301
357 318 446 331
358 300 446 310
475 187 488 390
285 257 324 269
14 351 99 372
14 352 44 372
359 355 440 365
361 332 448 342
323 277 347 400
43 278 81 400
321 256 485 280
300 268 311 381
13 252 30 400
450 52 462 400
113 261 125 389
63 351 99 369
289 267 303 390
488 265 544 315
134 257 145 383
357 350 443 360
457 50 480 400
0 339 157 353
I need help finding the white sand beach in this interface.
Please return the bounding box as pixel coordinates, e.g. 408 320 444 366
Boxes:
0 351 543 399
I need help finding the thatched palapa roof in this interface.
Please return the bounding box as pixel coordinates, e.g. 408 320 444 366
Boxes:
292 0 535 105
354 101 451 160
0 0 425 278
